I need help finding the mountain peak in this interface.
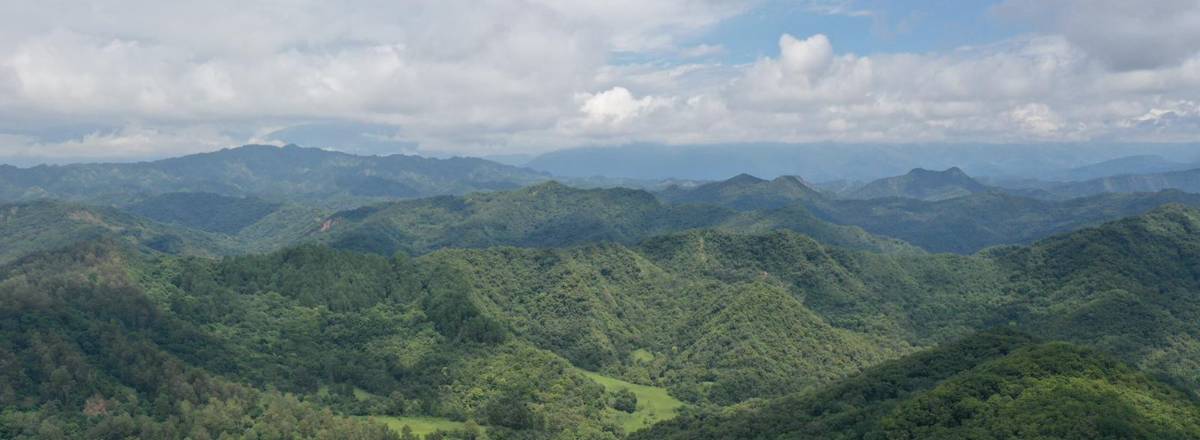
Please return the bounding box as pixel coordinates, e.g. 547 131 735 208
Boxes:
908 167 968 177
725 173 767 185
847 166 987 201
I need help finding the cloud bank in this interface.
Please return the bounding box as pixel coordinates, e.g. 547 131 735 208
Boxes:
0 0 1197 161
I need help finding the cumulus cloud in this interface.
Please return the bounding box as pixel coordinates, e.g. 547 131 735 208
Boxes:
0 0 1197 161
564 30 1200 146
993 0 1200 71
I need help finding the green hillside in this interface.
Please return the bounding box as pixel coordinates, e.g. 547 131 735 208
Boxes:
0 200 233 264
7 201 1200 438
123 192 284 235
633 330 1200 440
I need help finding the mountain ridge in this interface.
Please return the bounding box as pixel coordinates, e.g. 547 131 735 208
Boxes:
0 144 550 208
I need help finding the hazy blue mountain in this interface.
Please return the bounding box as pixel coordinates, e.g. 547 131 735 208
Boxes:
0 144 550 208
1058 155 1196 181
1046 168 1200 198
657 173 1200 253
843 167 990 201
524 143 1200 182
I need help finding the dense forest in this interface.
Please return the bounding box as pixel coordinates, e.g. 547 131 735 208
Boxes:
6 146 1200 438
6 201 1200 438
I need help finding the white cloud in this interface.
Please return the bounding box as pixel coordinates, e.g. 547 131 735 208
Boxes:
0 124 244 162
0 0 1197 161
579 87 662 125
679 44 726 58
993 0 1200 71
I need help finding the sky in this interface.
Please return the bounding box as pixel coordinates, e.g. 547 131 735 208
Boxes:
0 0 1198 163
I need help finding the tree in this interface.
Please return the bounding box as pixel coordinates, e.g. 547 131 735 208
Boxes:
612 389 637 413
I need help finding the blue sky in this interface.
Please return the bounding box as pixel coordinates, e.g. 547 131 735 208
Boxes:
0 0 1197 162
697 0 1016 60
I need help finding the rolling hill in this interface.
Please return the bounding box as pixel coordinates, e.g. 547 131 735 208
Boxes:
0 200 233 263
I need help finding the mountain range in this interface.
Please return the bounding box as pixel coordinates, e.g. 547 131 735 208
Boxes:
0 144 549 209
7 145 1200 439
8 201 1200 438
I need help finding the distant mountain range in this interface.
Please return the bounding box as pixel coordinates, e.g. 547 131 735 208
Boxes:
1056 154 1197 181
656 171 1200 253
11 142 1200 439
522 143 1200 182
1045 168 1200 199
0 144 550 208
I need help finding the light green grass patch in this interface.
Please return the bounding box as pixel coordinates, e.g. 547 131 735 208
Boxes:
367 416 473 437
629 349 655 363
579 370 684 433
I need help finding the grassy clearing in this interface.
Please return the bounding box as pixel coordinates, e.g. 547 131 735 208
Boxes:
579 370 684 433
629 349 655 363
367 416 473 437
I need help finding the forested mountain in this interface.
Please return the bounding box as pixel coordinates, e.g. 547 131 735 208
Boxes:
0 144 549 208
842 167 991 201
312 181 919 255
811 190 1200 253
124 192 284 235
7 149 1200 438
658 173 1200 253
0 200 234 264
7 204 1200 438
657 174 825 210
634 330 1200 440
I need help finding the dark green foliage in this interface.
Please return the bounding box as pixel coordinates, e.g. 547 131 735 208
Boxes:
612 389 637 413
124 192 282 234
0 242 399 440
10 196 1200 438
635 330 1200 440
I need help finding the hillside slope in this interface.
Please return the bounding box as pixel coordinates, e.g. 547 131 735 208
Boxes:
0 200 233 264
633 330 1200 440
